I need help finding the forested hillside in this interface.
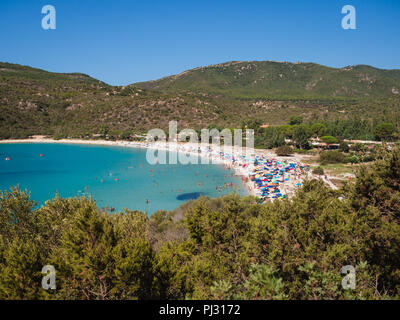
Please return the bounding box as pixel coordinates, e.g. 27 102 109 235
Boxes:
136 61 400 100
1 61 400 140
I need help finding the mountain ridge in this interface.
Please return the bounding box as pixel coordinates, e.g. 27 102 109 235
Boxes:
1 60 399 139
134 60 400 100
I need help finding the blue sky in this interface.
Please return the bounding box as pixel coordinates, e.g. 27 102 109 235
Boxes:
0 0 399 85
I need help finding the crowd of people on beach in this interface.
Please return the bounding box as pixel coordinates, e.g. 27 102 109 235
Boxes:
217 153 310 202
2 140 310 204
107 141 310 204
134 141 312 203
248 157 309 202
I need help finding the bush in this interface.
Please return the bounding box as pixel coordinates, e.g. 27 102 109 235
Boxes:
351 143 367 153
321 136 339 144
289 116 303 125
2 145 400 299
53 133 67 140
275 145 293 156
362 154 375 163
339 141 350 153
344 155 360 164
292 125 310 149
310 123 327 137
319 151 345 165
374 123 396 141
121 130 133 140
312 166 324 175
256 127 285 149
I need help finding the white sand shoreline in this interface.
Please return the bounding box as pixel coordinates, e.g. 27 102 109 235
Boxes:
0 138 258 196
0 138 310 199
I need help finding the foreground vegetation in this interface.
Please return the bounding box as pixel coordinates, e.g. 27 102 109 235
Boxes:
1 146 399 300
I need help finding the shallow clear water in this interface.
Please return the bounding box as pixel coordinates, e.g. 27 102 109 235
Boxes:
0 143 246 214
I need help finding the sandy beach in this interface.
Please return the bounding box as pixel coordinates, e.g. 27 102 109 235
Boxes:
0 137 311 200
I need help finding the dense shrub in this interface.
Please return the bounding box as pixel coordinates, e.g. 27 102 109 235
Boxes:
320 136 339 144
362 154 375 162
292 125 311 149
275 145 293 156
319 150 345 164
289 116 303 125
257 127 285 149
344 155 360 164
339 141 350 153
310 123 327 137
351 143 368 153
374 123 396 141
1 147 400 300
312 166 324 175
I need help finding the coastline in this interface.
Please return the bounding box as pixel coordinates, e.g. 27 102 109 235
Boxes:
0 138 257 196
0 137 310 199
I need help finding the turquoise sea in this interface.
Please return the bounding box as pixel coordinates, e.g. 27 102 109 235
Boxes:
0 143 246 214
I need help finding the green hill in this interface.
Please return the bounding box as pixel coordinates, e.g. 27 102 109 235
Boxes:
0 62 229 138
1 61 400 140
135 61 400 100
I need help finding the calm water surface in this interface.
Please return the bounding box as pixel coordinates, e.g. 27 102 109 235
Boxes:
0 143 246 214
